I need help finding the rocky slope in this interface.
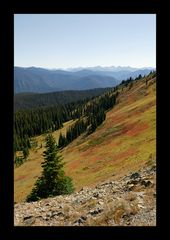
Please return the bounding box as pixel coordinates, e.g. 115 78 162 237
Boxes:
14 164 156 226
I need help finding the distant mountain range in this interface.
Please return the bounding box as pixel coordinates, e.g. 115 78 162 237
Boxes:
67 66 154 72
14 66 155 93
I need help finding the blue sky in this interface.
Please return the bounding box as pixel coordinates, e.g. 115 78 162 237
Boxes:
14 14 156 69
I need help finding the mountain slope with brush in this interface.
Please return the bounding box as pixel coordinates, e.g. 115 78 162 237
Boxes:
14 73 156 204
62 75 156 189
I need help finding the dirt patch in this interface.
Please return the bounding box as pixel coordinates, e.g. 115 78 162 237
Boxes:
111 147 138 163
125 122 149 137
108 113 127 125
128 100 155 116
67 159 81 171
15 175 27 181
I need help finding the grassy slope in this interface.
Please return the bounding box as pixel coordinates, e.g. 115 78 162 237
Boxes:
14 120 77 202
14 77 156 202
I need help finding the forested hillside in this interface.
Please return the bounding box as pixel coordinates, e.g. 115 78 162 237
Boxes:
14 88 110 111
14 86 118 164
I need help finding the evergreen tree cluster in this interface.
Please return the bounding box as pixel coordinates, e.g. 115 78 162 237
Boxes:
85 93 116 134
58 119 88 148
14 131 31 153
58 92 117 148
14 90 116 154
14 101 86 153
120 77 133 87
87 109 106 134
120 72 156 88
14 156 25 167
14 144 30 168
135 74 142 80
145 71 156 81
14 88 109 111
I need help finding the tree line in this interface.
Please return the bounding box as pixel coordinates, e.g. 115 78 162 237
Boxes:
58 92 117 149
14 88 110 111
14 99 89 153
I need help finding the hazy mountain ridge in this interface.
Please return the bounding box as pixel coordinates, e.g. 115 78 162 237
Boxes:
66 66 154 72
14 66 155 93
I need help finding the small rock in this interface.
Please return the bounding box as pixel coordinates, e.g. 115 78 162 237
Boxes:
141 180 153 187
50 211 59 217
93 192 99 198
79 187 88 192
23 215 33 220
130 172 141 180
46 212 52 218
151 165 156 171
112 189 117 194
74 216 87 225
73 221 83 226
89 207 103 215
101 182 109 186
90 196 97 200
127 179 140 185
56 211 64 216
98 201 104 205
81 216 87 221
77 218 84 224
127 184 135 191
138 204 145 209
23 216 35 225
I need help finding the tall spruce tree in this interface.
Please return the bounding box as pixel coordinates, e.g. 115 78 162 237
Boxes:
26 134 74 202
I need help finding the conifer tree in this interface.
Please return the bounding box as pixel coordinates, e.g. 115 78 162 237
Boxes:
26 134 74 202
23 147 29 160
58 133 67 149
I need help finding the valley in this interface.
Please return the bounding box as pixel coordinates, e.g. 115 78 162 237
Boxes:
14 73 156 204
